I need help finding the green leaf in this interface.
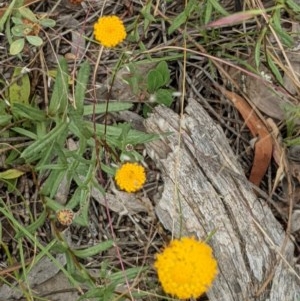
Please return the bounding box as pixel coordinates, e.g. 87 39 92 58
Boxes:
39 18 56 28
0 0 19 32
155 61 170 86
11 24 25 37
147 70 164 93
45 197 65 212
83 102 133 115
84 121 161 145
286 0 300 12
0 169 25 180
208 0 229 16
204 1 213 24
48 58 69 116
271 9 293 47
74 61 90 115
9 67 30 105
155 89 173 106
72 240 113 258
26 35 43 46
11 103 46 121
168 0 198 34
141 0 156 32
69 111 92 139
10 38 25 55
18 7 38 23
21 121 69 162
168 11 188 35
267 53 283 85
0 115 12 126
11 17 24 25
108 267 146 283
254 29 265 68
11 127 37 140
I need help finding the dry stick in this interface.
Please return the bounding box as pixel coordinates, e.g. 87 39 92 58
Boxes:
0 257 33 276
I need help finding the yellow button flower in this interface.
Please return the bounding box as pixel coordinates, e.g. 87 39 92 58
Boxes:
115 162 146 193
154 237 218 299
93 15 126 48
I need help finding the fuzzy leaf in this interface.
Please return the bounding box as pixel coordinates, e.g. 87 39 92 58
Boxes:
18 7 38 23
10 38 25 55
39 18 56 28
26 35 43 46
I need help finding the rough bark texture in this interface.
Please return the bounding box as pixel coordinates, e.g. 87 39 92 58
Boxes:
144 98 300 301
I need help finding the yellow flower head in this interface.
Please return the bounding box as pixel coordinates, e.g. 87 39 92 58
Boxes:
115 162 146 193
154 237 218 299
93 15 126 47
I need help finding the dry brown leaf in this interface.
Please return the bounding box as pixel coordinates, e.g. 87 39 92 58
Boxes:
216 85 273 186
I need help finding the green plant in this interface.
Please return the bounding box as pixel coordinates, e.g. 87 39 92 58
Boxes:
145 61 173 115
121 60 174 116
1 1 56 55
0 196 147 300
0 57 158 299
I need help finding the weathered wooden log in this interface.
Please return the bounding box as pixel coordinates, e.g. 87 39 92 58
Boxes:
144 98 300 301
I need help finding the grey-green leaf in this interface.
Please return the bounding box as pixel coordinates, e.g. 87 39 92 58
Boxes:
26 35 43 46
168 12 188 35
18 7 38 23
10 38 25 55
39 18 56 28
21 121 69 161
